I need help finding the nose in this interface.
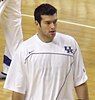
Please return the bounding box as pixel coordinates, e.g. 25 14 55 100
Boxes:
50 23 55 29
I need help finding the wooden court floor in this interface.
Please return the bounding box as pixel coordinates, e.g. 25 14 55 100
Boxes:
0 0 95 99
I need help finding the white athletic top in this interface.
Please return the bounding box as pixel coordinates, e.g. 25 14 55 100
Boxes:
4 32 88 100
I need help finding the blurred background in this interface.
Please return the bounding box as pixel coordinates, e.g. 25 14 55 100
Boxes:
0 0 95 99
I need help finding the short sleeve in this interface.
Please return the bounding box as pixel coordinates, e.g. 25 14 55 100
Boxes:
4 47 27 94
73 40 88 87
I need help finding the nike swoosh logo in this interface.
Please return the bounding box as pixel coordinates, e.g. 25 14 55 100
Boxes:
29 50 34 54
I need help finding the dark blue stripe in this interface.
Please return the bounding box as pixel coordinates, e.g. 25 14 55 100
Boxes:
3 55 11 66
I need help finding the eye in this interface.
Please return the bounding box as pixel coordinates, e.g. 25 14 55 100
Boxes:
46 21 51 25
53 20 57 24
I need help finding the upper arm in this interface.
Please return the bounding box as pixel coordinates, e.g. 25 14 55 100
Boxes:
75 82 89 100
12 91 25 100
73 40 88 86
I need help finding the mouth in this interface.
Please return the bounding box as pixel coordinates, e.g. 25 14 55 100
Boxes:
49 31 56 36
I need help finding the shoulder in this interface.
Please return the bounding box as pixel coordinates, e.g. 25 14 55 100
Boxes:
55 32 79 53
56 32 77 44
19 34 36 49
15 34 37 55
23 34 37 46
12 35 37 64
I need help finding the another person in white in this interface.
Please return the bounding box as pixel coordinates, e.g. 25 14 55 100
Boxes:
4 3 89 100
0 0 23 79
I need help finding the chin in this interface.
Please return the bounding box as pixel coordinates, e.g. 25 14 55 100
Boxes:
50 35 55 40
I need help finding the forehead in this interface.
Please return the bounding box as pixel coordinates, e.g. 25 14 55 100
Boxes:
41 13 57 21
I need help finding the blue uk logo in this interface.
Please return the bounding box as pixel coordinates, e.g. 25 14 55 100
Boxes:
64 46 73 54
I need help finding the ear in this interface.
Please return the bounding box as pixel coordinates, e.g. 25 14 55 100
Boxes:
35 20 39 26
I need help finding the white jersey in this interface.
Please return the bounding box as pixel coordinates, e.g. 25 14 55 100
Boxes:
0 0 8 16
0 0 23 73
4 32 88 100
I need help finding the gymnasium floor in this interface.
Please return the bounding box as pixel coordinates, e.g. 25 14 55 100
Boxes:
0 0 95 99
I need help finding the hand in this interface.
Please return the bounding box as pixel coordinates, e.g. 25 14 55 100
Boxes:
0 0 4 2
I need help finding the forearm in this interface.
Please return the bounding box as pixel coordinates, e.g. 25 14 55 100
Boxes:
75 82 89 100
0 0 23 55
12 91 25 100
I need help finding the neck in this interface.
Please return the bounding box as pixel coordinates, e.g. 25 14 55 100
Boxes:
37 33 53 43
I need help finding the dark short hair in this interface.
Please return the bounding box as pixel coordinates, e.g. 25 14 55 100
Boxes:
34 3 57 24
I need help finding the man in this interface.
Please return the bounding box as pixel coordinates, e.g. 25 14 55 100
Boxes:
0 0 23 79
4 3 89 100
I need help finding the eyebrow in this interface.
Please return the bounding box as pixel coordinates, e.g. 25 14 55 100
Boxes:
45 19 58 23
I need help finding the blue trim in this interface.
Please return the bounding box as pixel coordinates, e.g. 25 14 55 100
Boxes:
3 55 11 66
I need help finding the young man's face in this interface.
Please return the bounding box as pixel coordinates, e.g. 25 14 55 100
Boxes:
37 13 57 42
